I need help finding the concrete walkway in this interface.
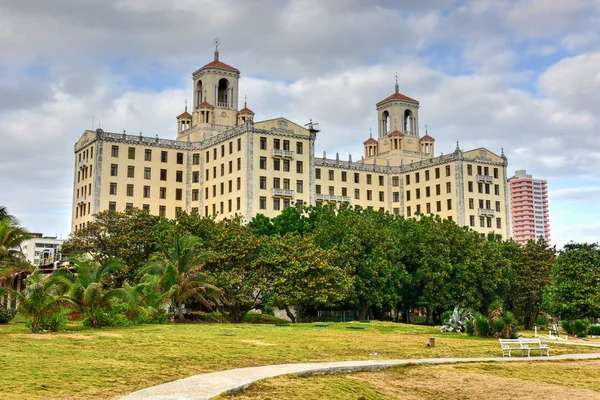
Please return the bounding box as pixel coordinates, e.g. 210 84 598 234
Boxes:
121 353 600 400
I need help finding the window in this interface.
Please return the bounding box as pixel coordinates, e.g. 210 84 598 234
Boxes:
467 164 472 176
260 137 267 150
221 145 225 157
495 201 501 212
193 171 199 183
392 177 399 186
416 205 421 214
447 199 452 210
160 187 166 199
406 190 411 201
110 164 118 176
111 145 119 157
237 177 241 190
127 165 135 178
342 187 347 196
213 148 217 160
478 182 483 193
237 138 242 151
259 196 266 210
126 184 134 196
329 186 334 196
273 198 281 210
273 177 280 189
205 169 209 180
316 184 321 194
446 182 451 193
143 186 150 198
205 188 209 199
159 206 166 217
109 201 116 211
436 201 442 212
484 166 489 176
469 198 474 209
296 161 303 173
329 170 334 180
237 158 241 171
426 187 431 197
296 142 303 154
110 182 117 195
283 160 290 172
405 174 410 185
192 189 199 201
274 159 280 171
436 184 441 196
161 151 168 163
316 169 321 179
426 203 431 213
260 176 267 190
193 153 199 165
144 167 151 180
145 149 152 161
480 217 485 227
416 188 420 199
379 191 384 201
206 151 210 162
470 216 475 227
367 174 372 185
297 180 303 193
435 168 440 179
393 192 400 202
283 140 290 151
425 170 430 181
494 184 500 195
446 165 451 176
221 164 224 176
213 166 216 178
228 180 232 192
273 138 280 149
415 172 420 183
494 168 499 179
367 190 372 200
228 199 232 212
477 165 482 175
468 181 473 192
496 218 501 229
237 197 241 210
283 179 290 190
176 188 182 201
485 184 490 194
229 141 233 154
354 173 360 183
176 171 183 182
479 199 484 208
143 204 150 211
260 157 267 170
406 206 411 217
379 176 384 186
487 217 492 228
354 189 360 200
228 160 233 174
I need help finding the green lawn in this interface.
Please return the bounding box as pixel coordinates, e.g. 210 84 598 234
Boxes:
224 360 600 399
0 320 596 399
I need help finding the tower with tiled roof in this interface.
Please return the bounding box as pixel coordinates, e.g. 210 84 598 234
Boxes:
376 77 420 139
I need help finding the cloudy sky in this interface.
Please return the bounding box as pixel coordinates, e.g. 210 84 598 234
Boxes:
0 0 599 248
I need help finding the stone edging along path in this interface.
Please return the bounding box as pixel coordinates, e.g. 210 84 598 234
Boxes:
121 352 600 400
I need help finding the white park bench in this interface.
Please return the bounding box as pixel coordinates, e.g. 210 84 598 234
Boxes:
499 338 550 357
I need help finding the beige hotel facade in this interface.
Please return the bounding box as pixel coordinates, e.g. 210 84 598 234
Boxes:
72 49 511 239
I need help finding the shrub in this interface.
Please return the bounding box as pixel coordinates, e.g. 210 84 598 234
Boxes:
572 319 590 338
562 320 573 335
243 312 290 324
440 310 453 325
473 312 490 337
0 304 16 324
440 307 473 333
535 314 548 327
589 325 600 336
262 304 275 316
465 319 474 336
26 309 70 332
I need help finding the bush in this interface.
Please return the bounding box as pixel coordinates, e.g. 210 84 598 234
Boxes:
572 319 590 338
589 325 600 336
535 314 548 327
26 309 70 332
465 319 474 336
243 312 290 324
0 304 16 324
473 313 490 337
440 307 473 333
440 310 453 325
562 320 573 335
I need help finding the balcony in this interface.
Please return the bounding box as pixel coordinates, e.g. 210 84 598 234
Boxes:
79 158 89 168
76 195 86 205
477 174 493 182
316 193 351 203
478 208 496 217
272 188 295 198
272 149 294 159
217 102 230 108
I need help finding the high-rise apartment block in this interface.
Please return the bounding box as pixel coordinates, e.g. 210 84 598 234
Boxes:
72 48 511 238
508 170 550 244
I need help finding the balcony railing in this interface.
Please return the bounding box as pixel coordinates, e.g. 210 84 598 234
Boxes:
316 194 351 203
76 195 86 205
272 149 294 159
79 159 89 168
477 174 493 182
217 102 230 108
478 208 496 217
272 188 295 198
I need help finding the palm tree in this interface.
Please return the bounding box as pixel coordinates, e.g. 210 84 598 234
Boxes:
0 217 32 281
68 257 136 328
141 234 220 321
4 270 71 333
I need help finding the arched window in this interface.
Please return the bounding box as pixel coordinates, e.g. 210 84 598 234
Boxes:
196 80 203 106
382 110 390 135
218 78 229 107
404 110 413 134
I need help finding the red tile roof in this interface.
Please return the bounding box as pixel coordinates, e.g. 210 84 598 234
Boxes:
198 101 214 108
177 111 192 118
421 134 435 141
201 60 239 72
388 130 404 136
363 137 378 144
377 92 418 105
238 107 254 114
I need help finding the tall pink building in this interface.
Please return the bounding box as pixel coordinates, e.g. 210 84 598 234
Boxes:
508 170 550 245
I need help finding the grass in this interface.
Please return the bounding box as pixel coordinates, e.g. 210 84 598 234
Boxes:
1 319 598 399
223 360 600 399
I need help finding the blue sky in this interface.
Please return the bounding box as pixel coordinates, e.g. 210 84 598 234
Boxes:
0 0 599 248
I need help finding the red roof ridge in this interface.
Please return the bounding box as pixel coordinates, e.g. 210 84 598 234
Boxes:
198 101 214 108
239 107 254 114
421 134 435 141
377 92 418 105
201 60 239 72
363 137 378 144
388 130 404 136
177 111 192 118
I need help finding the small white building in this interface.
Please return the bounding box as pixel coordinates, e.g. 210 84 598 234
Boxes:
20 233 64 266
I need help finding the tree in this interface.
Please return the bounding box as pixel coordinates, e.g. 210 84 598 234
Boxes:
512 237 555 329
68 257 137 328
0 209 32 279
261 233 350 322
141 234 219 321
61 208 164 285
4 270 71 333
544 243 600 321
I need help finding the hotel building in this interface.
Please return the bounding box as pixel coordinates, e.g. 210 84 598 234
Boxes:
508 170 550 244
72 48 511 238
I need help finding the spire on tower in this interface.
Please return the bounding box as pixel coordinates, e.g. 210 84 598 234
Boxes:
244 94 247 108
394 72 399 94
213 37 221 61
369 127 372 138
184 99 188 112
456 141 460 151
